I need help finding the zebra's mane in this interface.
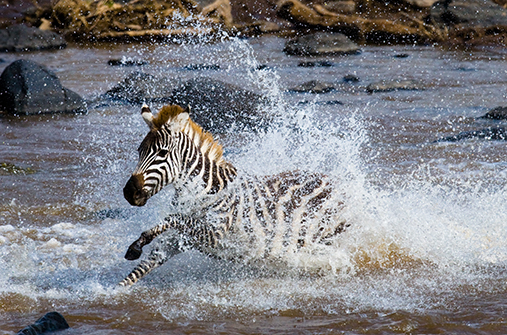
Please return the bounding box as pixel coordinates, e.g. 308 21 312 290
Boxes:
154 105 227 165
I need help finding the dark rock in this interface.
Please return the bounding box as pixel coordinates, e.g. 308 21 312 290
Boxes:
288 80 335 93
428 0 507 28
426 0 507 45
298 61 334 67
183 64 220 70
284 32 361 56
343 74 360 83
436 127 507 142
108 58 148 66
17 311 69 335
394 53 410 58
366 79 422 93
104 74 270 133
169 77 270 133
0 25 66 52
478 106 507 120
104 71 173 104
0 59 86 115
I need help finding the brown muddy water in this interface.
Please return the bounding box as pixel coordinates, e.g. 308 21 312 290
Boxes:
1 36 507 334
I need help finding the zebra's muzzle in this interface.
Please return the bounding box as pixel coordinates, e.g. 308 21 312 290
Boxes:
124 174 149 206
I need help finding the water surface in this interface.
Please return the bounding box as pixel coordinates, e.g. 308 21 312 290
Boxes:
1 37 507 334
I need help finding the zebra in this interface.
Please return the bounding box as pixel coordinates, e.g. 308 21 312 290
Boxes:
119 104 349 286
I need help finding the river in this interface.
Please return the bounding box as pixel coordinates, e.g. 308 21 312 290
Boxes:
1 36 507 334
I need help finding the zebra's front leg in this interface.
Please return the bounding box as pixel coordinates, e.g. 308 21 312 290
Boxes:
119 233 182 286
124 214 185 260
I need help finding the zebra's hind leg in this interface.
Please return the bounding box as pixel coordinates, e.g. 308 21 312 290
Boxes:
119 233 183 287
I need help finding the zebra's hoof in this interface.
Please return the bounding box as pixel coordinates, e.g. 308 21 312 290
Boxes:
125 243 142 260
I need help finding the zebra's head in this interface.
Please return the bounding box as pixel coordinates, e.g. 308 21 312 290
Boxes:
123 104 191 206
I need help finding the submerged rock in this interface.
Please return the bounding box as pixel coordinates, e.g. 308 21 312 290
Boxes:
343 74 360 83
436 127 507 142
297 61 334 67
0 25 66 52
288 80 335 93
366 79 422 93
0 59 86 115
284 32 360 56
477 106 507 120
17 311 69 335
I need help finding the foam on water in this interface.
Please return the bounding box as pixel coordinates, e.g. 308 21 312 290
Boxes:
1 38 507 328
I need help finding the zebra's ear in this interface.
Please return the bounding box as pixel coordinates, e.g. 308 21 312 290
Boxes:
141 104 154 129
169 109 190 132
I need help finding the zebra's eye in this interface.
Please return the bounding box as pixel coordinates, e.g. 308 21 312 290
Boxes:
158 149 169 157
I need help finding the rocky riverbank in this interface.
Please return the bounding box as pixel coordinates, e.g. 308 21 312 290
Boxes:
1 0 507 47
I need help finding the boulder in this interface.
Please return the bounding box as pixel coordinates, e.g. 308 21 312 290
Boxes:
0 59 86 115
284 32 360 56
104 72 173 104
426 0 507 45
366 79 422 93
288 80 335 93
436 127 507 142
168 77 270 133
428 0 507 28
104 74 270 133
477 106 507 120
0 25 66 52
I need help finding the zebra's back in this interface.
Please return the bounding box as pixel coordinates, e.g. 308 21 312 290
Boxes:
194 171 349 265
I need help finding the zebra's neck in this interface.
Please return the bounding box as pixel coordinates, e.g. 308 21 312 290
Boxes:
176 123 237 196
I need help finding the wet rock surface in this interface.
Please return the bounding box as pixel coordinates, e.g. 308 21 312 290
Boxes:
284 32 360 56
436 127 507 142
426 0 507 46
288 80 335 93
0 25 66 52
0 59 86 115
169 77 270 133
366 79 423 93
478 106 507 120
104 72 173 104
104 74 270 133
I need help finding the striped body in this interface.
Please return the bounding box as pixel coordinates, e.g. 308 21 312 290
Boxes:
120 105 348 286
